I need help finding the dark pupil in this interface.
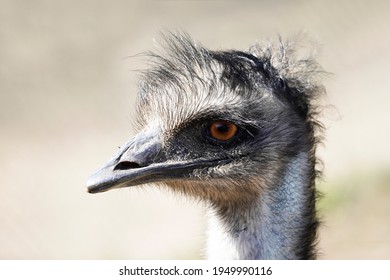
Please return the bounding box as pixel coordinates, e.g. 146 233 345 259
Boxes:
215 123 229 134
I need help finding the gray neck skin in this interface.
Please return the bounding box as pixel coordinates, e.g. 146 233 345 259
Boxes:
206 153 316 259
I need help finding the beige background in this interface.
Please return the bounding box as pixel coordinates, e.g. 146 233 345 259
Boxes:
1 0 389 259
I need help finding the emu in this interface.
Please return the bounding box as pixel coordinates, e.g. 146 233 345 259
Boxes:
87 33 324 259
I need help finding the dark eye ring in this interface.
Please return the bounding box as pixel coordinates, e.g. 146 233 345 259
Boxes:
209 120 238 141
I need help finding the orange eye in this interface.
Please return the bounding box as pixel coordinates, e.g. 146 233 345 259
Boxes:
209 120 238 141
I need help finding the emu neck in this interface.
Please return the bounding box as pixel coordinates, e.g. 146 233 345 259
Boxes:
206 153 317 259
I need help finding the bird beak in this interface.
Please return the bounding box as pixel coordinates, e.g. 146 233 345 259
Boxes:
87 130 164 194
86 131 230 194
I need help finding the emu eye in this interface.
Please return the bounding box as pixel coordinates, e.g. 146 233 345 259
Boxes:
209 120 238 141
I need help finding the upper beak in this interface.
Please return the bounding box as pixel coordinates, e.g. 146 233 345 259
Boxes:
86 131 231 194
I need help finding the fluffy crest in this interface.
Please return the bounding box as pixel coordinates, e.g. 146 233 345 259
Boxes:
137 33 324 129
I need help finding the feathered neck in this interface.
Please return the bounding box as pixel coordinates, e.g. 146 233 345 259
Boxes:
205 152 318 259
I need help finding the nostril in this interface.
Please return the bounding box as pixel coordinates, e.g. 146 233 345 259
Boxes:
114 161 141 171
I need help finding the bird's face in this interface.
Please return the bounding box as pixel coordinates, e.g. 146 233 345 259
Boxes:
87 84 305 202
87 90 261 193
87 37 310 203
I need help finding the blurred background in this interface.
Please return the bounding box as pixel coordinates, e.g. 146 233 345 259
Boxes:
1 0 389 259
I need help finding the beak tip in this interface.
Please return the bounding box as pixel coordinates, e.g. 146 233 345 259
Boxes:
86 187 99 194
86 182 107 194
85 173 105 194
86 169 120 194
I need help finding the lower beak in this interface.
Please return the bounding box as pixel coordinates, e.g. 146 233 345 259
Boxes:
87 158 231 194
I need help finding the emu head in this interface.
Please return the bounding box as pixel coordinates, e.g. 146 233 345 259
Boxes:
87 34 322 205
